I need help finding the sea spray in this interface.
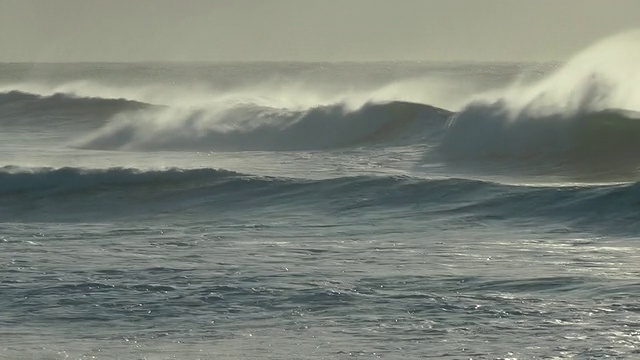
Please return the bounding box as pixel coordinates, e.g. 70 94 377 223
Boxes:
74 101 450 151
439 30 640 172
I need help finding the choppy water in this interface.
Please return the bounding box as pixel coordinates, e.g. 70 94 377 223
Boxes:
3 33 640 359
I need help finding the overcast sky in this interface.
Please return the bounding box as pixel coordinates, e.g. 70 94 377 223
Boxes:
1 0 639 62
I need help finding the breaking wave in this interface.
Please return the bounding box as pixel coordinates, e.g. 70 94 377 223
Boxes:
438 30 640 176
75 101 451 151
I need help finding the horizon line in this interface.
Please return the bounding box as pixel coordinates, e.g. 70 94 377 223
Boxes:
0 59 560 65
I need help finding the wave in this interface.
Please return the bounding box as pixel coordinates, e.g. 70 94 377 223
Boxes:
2 166 639 234
0 90 151 126
437 30 640 177
0 166 239 195
75 101 451 151
0 64 495 150
0 63 482 111
439 105 640 173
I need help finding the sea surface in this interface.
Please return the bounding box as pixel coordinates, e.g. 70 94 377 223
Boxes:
2 34 640 359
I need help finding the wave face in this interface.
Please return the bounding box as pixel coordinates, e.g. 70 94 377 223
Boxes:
2 166 639 235
437 31 640 176
439 105 640 174
75 101 451 151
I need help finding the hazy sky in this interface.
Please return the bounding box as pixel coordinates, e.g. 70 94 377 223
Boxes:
1 0 639 62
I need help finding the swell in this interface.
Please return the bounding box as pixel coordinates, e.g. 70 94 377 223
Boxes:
1 166 639 234
0 166 240 194
0 90 152 126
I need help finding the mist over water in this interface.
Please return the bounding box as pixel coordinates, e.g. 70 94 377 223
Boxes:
2 32 640 359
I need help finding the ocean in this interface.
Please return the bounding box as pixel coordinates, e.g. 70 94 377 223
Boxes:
2 34 640 359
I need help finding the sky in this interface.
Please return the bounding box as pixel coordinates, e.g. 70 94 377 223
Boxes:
1 0 639 62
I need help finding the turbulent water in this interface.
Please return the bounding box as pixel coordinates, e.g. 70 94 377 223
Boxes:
3 32 640 359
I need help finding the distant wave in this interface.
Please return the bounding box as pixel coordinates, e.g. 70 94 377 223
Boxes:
2 166 639 234
0 90 151 126
75 101 451 151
